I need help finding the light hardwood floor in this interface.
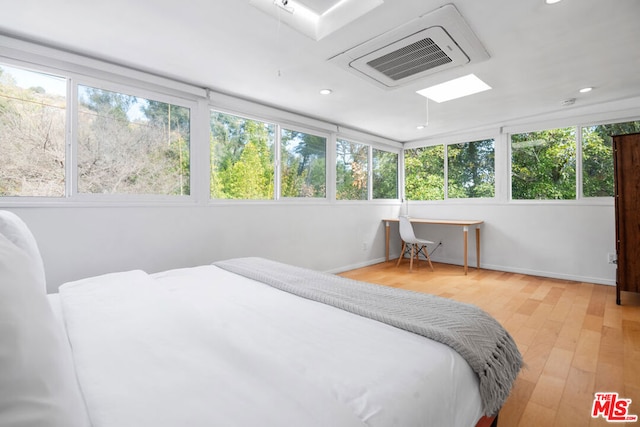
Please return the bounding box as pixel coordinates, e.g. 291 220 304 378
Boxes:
338 260 640 427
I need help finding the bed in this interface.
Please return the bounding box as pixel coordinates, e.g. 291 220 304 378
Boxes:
0 211 521 427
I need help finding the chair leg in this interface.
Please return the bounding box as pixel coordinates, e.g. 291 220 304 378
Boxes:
419 245 435 271
396 242 407 267
409 244 415 271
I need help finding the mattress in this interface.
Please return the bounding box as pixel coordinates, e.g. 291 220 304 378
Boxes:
48 264 485 427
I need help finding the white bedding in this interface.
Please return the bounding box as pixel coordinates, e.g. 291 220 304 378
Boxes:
54 265 484 427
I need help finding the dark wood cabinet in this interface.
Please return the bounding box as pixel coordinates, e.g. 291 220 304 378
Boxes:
613 132 640 304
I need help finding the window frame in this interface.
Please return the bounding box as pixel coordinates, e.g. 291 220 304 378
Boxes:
505 116 640 205
209 108 277 201
0 58 200 206
71 77 197 201
508 126 577 201
371 146 400 201
334 137 400 202
578 118 640 200
403 135 497 203
4 37 637 209
278 123 330 201
335 137 369 201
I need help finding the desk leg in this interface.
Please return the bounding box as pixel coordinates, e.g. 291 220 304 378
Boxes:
476 227 481 270
385 221 390 262
463 226 469 275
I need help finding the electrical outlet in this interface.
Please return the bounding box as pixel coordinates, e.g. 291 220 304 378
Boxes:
362 242 367 252
607 253 617 264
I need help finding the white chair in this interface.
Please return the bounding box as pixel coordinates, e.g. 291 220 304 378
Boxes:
396 215 434 272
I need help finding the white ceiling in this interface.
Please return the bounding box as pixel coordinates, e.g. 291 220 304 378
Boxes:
297 0 342 15
1 0 639 142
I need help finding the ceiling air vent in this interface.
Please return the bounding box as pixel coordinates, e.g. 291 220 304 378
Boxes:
329 4 489 89
365 36 453 81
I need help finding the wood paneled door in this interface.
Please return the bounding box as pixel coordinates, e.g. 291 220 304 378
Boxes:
613 132 640 304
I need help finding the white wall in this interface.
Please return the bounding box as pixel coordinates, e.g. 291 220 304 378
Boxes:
9 204 400 293
406 202 616 286
8 198 616 293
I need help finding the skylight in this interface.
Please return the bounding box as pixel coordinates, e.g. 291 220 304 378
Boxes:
416 74 491 103
249 0 383 40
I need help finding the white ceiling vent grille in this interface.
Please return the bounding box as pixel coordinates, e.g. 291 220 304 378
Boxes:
329 4 489 89
365 36 453 81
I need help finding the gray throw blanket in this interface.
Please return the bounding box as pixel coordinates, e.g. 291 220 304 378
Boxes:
214 257 522 416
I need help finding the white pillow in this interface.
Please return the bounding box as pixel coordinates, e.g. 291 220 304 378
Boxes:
0 211 46 292
0 234 91 427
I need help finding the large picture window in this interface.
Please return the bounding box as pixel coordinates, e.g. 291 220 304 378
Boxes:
511 128 576 200
404 145 445 201
405 140 495 201
582 120 640 197
210 111 275 199
336 139 368 200
372 148 398 199
447 139 495 199
280 128 326 198
0 64 66 197
77 85 190 195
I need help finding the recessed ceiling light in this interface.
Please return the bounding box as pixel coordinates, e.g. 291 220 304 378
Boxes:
416 124 426 130
416 74 491 103
319 89 332 95
579 87 593 93
545 0 562 4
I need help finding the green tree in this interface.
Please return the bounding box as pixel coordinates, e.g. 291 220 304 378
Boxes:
210 112 274 199
81 87 136 122
405 145 445 200
372 149 398 199
336 139 368 200
511 128 576 199
582 121 640 197
142 101 191 195
448 139 495 198
281 129 326 198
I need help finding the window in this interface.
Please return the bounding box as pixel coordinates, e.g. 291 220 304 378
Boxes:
405 139 495 201
582 120 640 197
0 64 66 197
372 148 398 199
0 61 194 199
210 111 275 199
511 127 576 200
77 85 190 195
404 145 445 201
280 128 326 198
447 139 495 198
336 139 368 200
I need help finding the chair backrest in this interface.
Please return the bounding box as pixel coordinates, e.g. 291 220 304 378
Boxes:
398 215 418 243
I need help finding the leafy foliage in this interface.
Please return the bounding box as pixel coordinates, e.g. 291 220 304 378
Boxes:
582 121 640 197
210 112 274 199
3 64 636 202
404 146 445 200
372 149 398 199
511 128 576 199
336 139 368 200
448 139 495 198
281 129 326 198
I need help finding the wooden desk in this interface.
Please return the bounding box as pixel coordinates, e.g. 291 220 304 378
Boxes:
383 218 484 275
